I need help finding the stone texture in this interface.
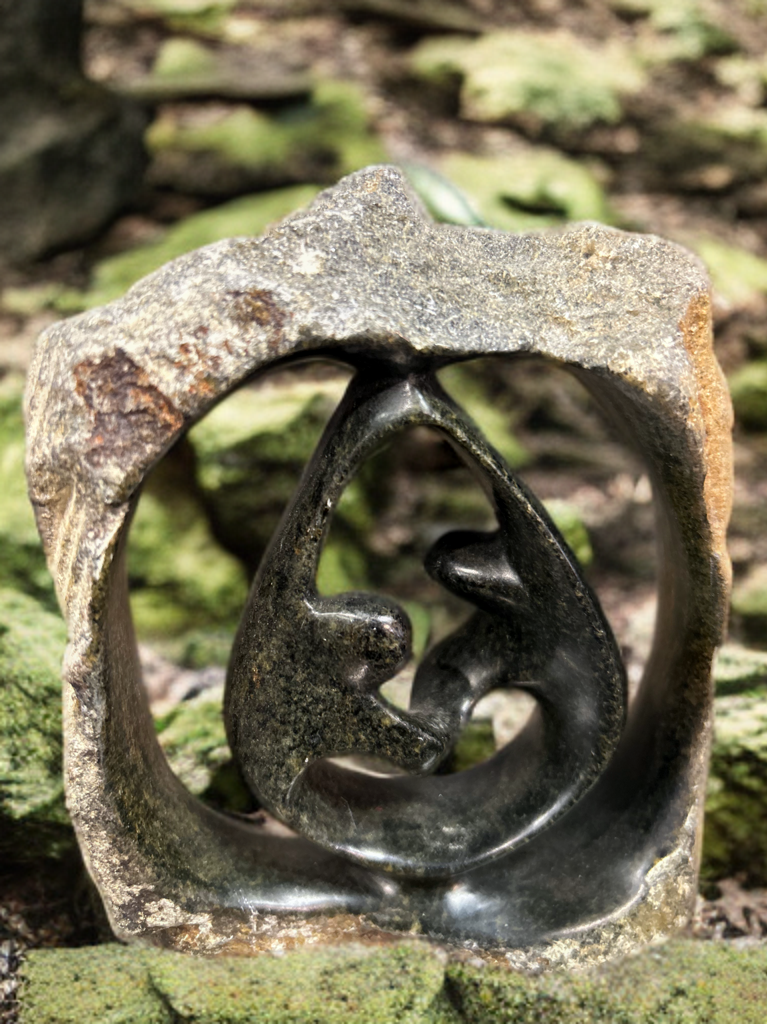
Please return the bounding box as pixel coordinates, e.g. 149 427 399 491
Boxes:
25 166 732 963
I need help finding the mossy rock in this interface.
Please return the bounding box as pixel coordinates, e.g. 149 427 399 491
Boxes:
0 376 57 609
714 643 767 695
131 35 313 102
20 945 172 1024
728 358 767 431
155 684 253 813
128 441 248 644
20 943 455 1024
731 563 767 640
410 30 645 132
190 376 353 578
0 588 73 862
145 80 387 195
448 939 767 1022
693 236 767 314
644 106 767 187
118 0 237 38
622 0 738 61
434 150 612 233
19 939 767 1023
703 691 767 887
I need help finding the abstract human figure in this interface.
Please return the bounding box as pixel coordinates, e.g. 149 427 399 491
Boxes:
226 367 626 876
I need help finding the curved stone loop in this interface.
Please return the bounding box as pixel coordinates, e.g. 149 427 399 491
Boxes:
25 166 732 962
226 368 626 876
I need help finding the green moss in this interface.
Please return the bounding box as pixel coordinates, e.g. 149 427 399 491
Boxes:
693 236 767 312
146 80 386 186
178 629 234 669
21 943 454 1024
118 0 236 38
154 944 451 1023
21 940 767 1023
448 939 767 1022
439 363 529 468
64 186 321 311
411 31 645 131
0 589 73 862
703 692 767 887
436 150 612 233
542 500 593 568
714 643 767 695
155 687 253 812
731 563 767 637
152 36 217 79
20 946 171 1024
146 105 295 169
616 0 737 60
728 359 767 431
445 720 496 773
0 378 57 609
191 377 349 576
128 445 248 643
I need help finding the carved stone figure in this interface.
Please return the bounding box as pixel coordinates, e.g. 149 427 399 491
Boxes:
25 166 732 967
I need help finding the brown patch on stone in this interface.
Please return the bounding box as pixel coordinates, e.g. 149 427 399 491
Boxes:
172 340 221 399
363 168 385 193
679 291 734 587
227 288 287 349
157 914 417 957
74 348 183 470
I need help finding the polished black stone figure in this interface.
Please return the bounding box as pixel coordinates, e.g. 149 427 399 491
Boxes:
226 367 626 878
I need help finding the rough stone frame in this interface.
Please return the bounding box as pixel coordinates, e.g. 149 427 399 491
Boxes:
25 166 732 965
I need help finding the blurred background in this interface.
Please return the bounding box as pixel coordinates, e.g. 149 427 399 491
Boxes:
2 0 767 999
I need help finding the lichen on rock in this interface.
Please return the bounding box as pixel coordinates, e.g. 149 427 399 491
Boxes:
19 939 767 1023
0 588 72 862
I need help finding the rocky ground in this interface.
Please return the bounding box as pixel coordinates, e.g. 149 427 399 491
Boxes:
3 0 767 1021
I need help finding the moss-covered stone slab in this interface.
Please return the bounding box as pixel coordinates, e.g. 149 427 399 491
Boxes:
20 943 454 1024
728 358 767 431
410 31 645 131
0 377 57 608
703 692 767 887
731 563 767 640
128 36 312 102
0 589 72 862
145 81 387 197
448 939 767 1023
19 939 767 1024
434 150 612 234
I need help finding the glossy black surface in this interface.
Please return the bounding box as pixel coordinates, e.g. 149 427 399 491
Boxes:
225 364 627 878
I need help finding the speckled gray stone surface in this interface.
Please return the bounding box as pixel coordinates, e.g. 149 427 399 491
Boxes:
25 165 732 966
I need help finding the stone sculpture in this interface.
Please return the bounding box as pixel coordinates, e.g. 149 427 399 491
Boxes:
25 166 732 967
